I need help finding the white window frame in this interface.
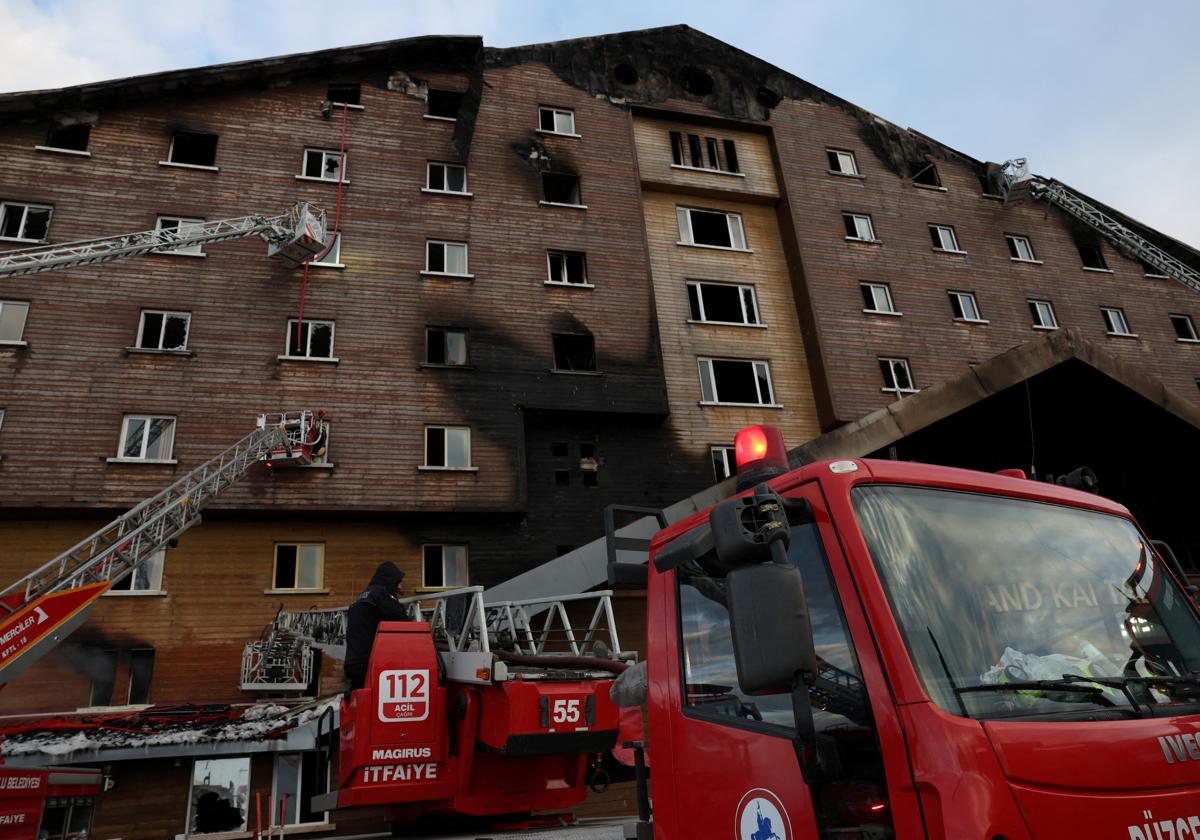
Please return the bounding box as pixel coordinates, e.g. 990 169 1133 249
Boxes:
0 409 4 433
422 544 470 590
188 758 249 835
676 207 749 251
860 283 898 315
687 281 761 326
164 132 219 170
424 162 470 196
546 251 591 287
697 357 778 407
1029 299 1058 330
271 752 330 827
538 107 578 137
115 415 176 463
827 149 859 176
929 224 963 253
135 310 191 352
1170 314 1199 343
105 549 166 596
0 201 53 243
710 445 736 483
422 426 474 470
0 300 30 344
423 240 471 278
1102 307 1135 337
425 327 469 366
311 232 343 268
948 291 986 324
879 357 918 395
282 319 336 362
271 543 325 591
154 216 205 257
843 213 877 242
1006 234 1039 263
299 147 348 183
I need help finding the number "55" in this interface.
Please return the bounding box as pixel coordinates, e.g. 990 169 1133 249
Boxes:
551 698 582 725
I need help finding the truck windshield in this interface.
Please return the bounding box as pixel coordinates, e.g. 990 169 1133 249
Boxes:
853 485 1200 720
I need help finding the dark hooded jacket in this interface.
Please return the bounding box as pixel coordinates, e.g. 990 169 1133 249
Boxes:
345 561 410 671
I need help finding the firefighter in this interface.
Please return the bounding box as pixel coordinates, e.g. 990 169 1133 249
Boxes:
344 561 411 690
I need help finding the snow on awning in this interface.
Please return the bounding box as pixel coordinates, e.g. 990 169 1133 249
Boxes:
0 697 339 767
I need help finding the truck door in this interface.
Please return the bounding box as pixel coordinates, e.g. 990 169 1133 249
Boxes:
651 482 897 840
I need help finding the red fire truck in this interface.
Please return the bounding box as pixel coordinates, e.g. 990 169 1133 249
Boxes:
331 426 1200 839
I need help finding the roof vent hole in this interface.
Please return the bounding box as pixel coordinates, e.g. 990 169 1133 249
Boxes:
614 63 639 85
682 67 714 96
755 87 782 109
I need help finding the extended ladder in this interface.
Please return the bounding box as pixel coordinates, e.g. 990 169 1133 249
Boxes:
0 202 325 278
0 411 323 685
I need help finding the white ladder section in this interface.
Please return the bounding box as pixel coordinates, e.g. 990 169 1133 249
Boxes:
0 202 325 278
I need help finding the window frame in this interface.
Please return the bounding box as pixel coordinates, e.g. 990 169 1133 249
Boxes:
537 106 578 137
271 543 325 592
676 206 749 251
310 232 343 268
545 250 591 287
860 282 898 316
1170 314 1199 343
154 216 206 257
114 414 177 463
1101 306 1135 337
164 131 219 170
1005 234 1039 263
0 299 30 344
425 89 463 121
0 201 53 243
422 544 470 590
696 357 779 407
188 757 249 835
686 280 762 327
826 148 860 176
38 123 92 155
551 333 599 374
1076 238 1110 272
669 131 743 175
423 240 471 278
299 147 348 183
282 318 337 362
424 161 470 196
879 357 918 395
842 213 878 243
710 445 736 483
422 426 474 470
424 327 470 367
539 172 585 208
271 752 331 828
948 290 986 324
1028 299 1059 330
929 224 963 253
135 309 191 352
105 549 166 596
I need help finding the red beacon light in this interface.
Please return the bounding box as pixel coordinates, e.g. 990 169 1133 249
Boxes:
733 425 789 492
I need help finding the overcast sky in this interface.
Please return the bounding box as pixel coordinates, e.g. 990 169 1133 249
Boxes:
5 0 1198 245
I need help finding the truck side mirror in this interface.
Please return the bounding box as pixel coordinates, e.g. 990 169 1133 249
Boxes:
727 562 816 694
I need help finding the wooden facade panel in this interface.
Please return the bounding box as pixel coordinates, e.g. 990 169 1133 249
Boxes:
633 116 777 198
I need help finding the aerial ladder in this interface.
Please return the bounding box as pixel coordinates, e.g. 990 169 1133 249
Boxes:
1003 159 1200 295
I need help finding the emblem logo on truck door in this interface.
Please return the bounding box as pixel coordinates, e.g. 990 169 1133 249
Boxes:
378 669 430 722
735 788 790 840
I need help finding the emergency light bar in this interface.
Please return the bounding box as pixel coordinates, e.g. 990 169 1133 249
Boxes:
733 425 789 492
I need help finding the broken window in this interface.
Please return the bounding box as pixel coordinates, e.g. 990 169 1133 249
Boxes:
542 173 583 206
723 139 740 173
273 752 330 826
553 333 597 372
670 132 685 166
1102 307 1133 336
424 426 471 468
879 358 917 394
274 544 324 590
0 201 52 242
1006 234 1037 262
425 240 469 275
1074 235 1109 270
312 232 342 267
285 319 335 359
668 132 739 173
118 415 175 461
697 358 775 405
426 162 468 193
425 327 468 365
948 291 984 322
0 300 30 342
423 544 468 589
189 758 250 835
1029 299 1058 330
167 131 218 167
127 648 155 705
1141 260 1168 278
554 469 569 486
860 282 896 314
137 310 190 351
41 797 95 840
547 250 589 285
929 224 961 252
538 106 576 135
302 148 346 182
44 123 91 152
427 89 462 120
910 160 942 187
842 213 876 241
154 216 205 256
108 549 166 594
1171 314 1198 341
87 648 118 706
687 281 759 325
827 149 859 175
327 83 361 106
677 207 747 249
711 445 735 482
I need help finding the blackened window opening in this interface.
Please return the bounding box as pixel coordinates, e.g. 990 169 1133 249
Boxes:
128 648 155 705
427 90 462 119
553 334 597 372
542 173 582 205
910 161 941 187
327 83 361 105
46 123 90 151
690 210 732 247
722 139 740 173
169 132 218 166
548 251 588 284
88 648 118 706
1075 235 1109 270
275 545 297 588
